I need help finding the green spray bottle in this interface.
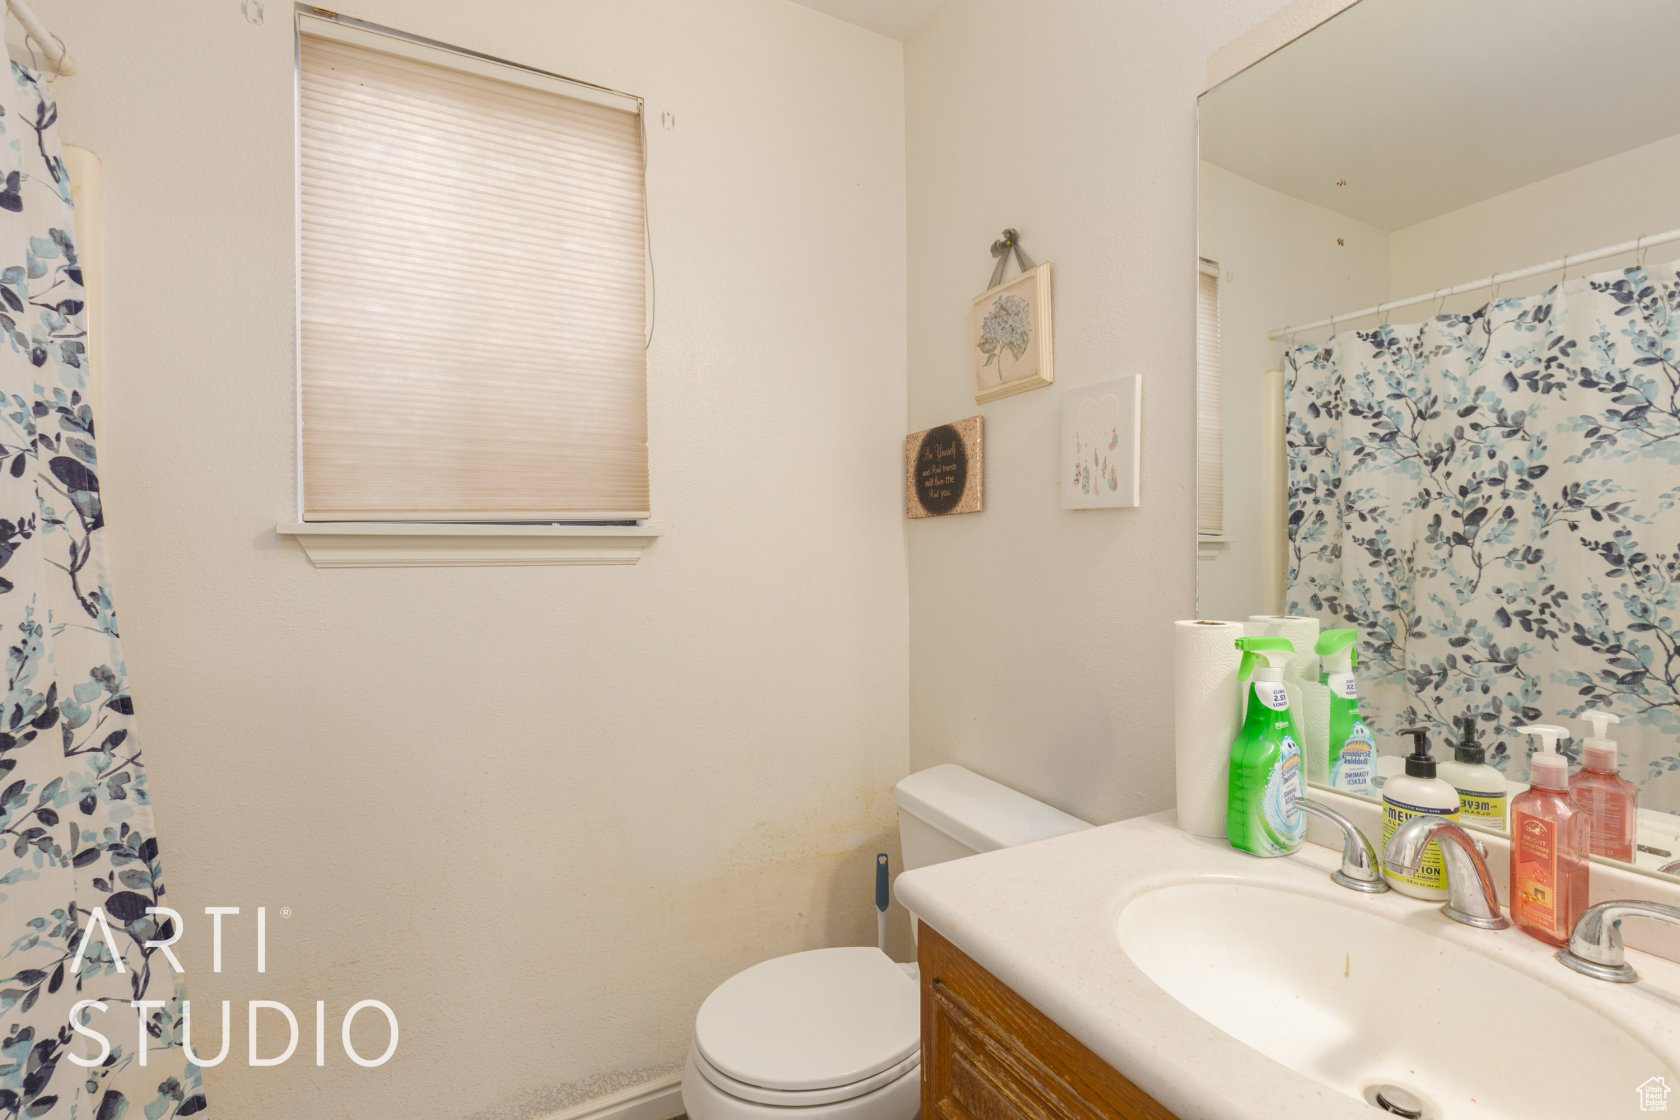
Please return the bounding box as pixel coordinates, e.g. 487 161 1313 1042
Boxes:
1228 636 1306 857
1314 628 1375 795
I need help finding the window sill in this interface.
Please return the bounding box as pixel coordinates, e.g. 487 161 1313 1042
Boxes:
276 521 661 569
1196 533 1229 561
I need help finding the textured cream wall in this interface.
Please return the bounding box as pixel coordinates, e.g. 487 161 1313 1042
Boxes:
903 0 1357 825
1195 161 1390 621
45 1 908 1117
1389 130 1680 302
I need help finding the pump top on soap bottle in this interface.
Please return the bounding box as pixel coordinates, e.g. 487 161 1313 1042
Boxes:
1455 718 1484 764
1518 723 1570 790
1399 727 1437 778
1578 710 1622 771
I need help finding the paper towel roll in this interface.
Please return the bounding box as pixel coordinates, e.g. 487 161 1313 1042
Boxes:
1298 680 1332 784
1174 619 1244 838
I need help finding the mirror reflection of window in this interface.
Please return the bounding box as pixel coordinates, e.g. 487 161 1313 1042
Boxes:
1196 259 1223 544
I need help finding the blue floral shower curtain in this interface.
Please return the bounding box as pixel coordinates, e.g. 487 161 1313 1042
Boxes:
0 66 206 1118
1286 261 1680 796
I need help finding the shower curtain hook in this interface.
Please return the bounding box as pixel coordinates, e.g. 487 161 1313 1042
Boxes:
1636 234 1650 270
1560 252 1570 284
1490 272 1504 303
1433 287 1447 317
1379 302 1390 327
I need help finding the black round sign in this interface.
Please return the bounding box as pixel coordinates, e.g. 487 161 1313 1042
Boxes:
915 424 968 515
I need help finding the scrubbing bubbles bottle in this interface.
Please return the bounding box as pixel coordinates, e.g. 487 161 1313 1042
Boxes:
1228 637 1306 857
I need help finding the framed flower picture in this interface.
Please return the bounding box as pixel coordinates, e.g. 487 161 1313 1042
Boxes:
971 262 1053 404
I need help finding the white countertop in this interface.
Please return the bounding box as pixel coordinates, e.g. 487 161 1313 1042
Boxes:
895 810 1680 1120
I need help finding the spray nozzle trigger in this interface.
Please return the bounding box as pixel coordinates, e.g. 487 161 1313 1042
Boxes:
1314 627 1358 669
1235 636 1294 681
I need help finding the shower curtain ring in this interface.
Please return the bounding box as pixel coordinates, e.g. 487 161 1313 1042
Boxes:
1636 234 1650 270
1560 252 1570 283
1433 288 1447 317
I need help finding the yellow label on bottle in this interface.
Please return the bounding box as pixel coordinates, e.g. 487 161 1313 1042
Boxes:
1456 788 1507 830
1381 796 1457 893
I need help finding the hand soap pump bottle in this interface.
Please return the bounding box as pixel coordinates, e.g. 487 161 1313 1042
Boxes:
1569 710 1636 862
1510 724 1590 946
1227 637 1306 858
1381 727 1460 899
1438 716 1507 831
1313 627 1375 795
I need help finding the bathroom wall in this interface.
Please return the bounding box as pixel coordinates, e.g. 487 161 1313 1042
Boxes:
1389 130 1680 301
903 0 1356 825
1195 161 1390 622
44 1 907 1117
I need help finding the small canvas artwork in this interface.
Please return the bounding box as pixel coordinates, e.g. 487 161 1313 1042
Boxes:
1061 376 1141 509
905 416 984 518
971 262 1054 404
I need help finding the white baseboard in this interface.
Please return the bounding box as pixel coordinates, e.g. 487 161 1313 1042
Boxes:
540 1074 684 1120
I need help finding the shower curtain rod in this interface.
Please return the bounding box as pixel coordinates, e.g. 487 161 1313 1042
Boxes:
6 0 71 76
1268 226 1680 340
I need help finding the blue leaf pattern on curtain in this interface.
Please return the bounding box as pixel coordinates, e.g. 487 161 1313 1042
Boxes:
0 65 207 1119
1286 261 1680 800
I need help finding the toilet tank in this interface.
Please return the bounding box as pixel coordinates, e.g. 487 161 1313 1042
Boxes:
893 764 1089 873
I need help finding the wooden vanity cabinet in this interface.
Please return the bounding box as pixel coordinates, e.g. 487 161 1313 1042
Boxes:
919 923 1180 1120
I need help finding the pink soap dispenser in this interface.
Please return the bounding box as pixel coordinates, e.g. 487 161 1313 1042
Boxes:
1509 724 1590 947
1570 710 1637 862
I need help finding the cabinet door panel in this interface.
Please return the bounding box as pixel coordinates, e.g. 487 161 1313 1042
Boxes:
919 923 1179 1120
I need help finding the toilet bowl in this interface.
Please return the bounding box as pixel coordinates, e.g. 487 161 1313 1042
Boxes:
681 952 921 1119
681 765 1089 1120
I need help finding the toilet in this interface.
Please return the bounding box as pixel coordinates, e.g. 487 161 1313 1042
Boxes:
682 764 1089 1120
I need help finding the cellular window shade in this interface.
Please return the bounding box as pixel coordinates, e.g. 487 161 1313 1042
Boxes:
1196 263 1224 536
298 32 648 521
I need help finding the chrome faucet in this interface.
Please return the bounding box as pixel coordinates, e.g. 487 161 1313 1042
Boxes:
1381 816 1510 930
1557 900 1680 983
1297 798 1387 893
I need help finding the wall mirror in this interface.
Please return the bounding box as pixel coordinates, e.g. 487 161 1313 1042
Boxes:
1196 0 1680 881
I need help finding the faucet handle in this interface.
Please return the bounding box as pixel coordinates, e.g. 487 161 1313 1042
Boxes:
1297 798 1388 894
1558 899 1680 983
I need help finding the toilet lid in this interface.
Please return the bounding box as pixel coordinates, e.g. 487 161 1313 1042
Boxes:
694 947 919 1092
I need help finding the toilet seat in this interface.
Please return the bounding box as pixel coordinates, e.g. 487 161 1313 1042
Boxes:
692 1042 919 1107
693 947 919 1099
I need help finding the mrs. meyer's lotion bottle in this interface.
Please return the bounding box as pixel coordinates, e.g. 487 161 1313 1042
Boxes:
1381 728 1459 899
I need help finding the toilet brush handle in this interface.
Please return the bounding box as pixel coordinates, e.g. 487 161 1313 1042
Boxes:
875 853 889 952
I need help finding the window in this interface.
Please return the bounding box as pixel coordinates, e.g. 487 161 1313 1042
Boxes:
1195 259 1224 538
296 16 648 524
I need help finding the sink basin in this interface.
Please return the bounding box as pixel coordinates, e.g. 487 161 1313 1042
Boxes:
1118 880 1664 1117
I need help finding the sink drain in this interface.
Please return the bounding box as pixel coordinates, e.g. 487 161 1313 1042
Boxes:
1363 1082 1432 1119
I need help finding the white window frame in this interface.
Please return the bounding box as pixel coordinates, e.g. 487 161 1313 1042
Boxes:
277 12 659 567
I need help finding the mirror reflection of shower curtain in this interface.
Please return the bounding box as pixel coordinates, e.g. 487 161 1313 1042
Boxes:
0 67 208 1117
1284 262 1680 799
